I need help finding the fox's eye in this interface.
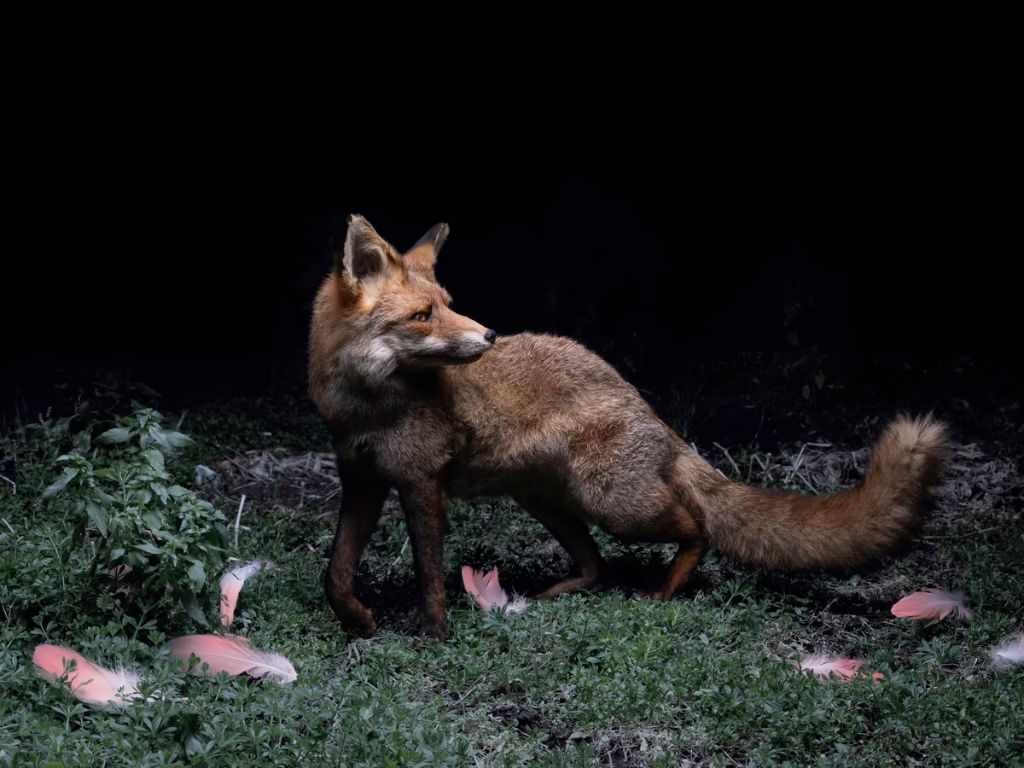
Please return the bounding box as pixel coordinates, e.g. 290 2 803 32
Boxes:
411 308 432 323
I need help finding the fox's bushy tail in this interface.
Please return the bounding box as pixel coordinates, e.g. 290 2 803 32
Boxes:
693 415 950 569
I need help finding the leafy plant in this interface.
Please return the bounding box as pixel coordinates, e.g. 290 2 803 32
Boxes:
29 408 228 627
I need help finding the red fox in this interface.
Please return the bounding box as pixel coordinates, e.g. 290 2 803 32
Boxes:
308 215 950 639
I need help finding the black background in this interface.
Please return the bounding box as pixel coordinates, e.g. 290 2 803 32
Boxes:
5 56 1020 429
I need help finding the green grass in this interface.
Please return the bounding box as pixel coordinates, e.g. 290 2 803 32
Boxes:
1 393 1022 766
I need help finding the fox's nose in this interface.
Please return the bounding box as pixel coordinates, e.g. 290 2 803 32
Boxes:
484 329 497 344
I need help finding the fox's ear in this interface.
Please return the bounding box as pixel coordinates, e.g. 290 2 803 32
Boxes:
404 222 449 275
338 215 402 300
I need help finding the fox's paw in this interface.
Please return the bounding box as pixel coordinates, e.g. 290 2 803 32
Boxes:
331 601 378 637
353 613 378 638
421 618 447 642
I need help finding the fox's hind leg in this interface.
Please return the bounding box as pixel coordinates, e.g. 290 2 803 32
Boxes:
650 540 708 600
327 463 388 636
647 505 707 600
516 494 606 599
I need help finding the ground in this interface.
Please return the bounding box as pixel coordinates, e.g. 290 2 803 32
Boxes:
1 357 1022 766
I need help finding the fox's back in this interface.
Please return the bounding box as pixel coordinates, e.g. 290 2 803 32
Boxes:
453 333 637 429
446 333 680 509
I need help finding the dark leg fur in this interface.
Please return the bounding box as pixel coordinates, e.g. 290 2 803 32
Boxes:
326 464 388 636
643 504 706 600
517 495 607 599
398 482 449 640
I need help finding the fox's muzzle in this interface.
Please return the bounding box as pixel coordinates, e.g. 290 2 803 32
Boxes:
449 329 496 361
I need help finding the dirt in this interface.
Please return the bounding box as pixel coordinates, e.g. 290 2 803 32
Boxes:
199 449 343 519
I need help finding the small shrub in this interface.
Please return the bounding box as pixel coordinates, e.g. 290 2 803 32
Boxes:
2 408 228 629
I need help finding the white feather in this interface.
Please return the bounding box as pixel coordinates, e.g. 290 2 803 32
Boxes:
990 633 1024 669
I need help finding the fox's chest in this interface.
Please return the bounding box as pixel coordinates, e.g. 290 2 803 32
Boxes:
332 398 467 482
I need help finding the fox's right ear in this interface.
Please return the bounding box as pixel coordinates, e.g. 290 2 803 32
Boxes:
336 215 402 302
404 222 449 276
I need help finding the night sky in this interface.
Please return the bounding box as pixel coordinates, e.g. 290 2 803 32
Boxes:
6 84 1019 421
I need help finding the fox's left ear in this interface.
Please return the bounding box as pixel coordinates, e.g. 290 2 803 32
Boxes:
338 214 403 302
404 222 449 275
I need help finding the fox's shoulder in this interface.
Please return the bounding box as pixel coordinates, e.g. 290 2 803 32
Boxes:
493 331 598 361
476 332 628 385
496 331 586 353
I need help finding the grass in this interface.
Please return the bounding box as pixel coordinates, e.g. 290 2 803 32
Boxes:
1 386 1022 766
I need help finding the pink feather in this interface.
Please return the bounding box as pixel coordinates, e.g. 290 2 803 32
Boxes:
890 589 973 623
461 566 528 614
219 559 273 626
798 654 867 682
168 634 296 684
990 632 1024 668
33 644 141 706
461 566 505 611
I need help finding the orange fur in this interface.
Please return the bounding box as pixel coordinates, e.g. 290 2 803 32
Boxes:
309 216 951 639
696 415 949 568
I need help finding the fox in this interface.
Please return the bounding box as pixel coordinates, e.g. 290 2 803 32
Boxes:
308 214 950 640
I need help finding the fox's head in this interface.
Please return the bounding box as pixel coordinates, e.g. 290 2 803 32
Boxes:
310 215 496 395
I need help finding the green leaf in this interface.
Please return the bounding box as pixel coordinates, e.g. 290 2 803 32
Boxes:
161 430 193 448
184 596 210 627
85 501 109 537
71 429 92 454
144 449 165 473
214 522 230 544
141 511 164 532
97 427 131 444
150 482 170 505
133 542 162 556
184 735 203 758
42 468 79 498
187 561 206 589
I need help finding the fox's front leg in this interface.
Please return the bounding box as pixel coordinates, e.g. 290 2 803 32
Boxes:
398 481 448 640
326 463 388 637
